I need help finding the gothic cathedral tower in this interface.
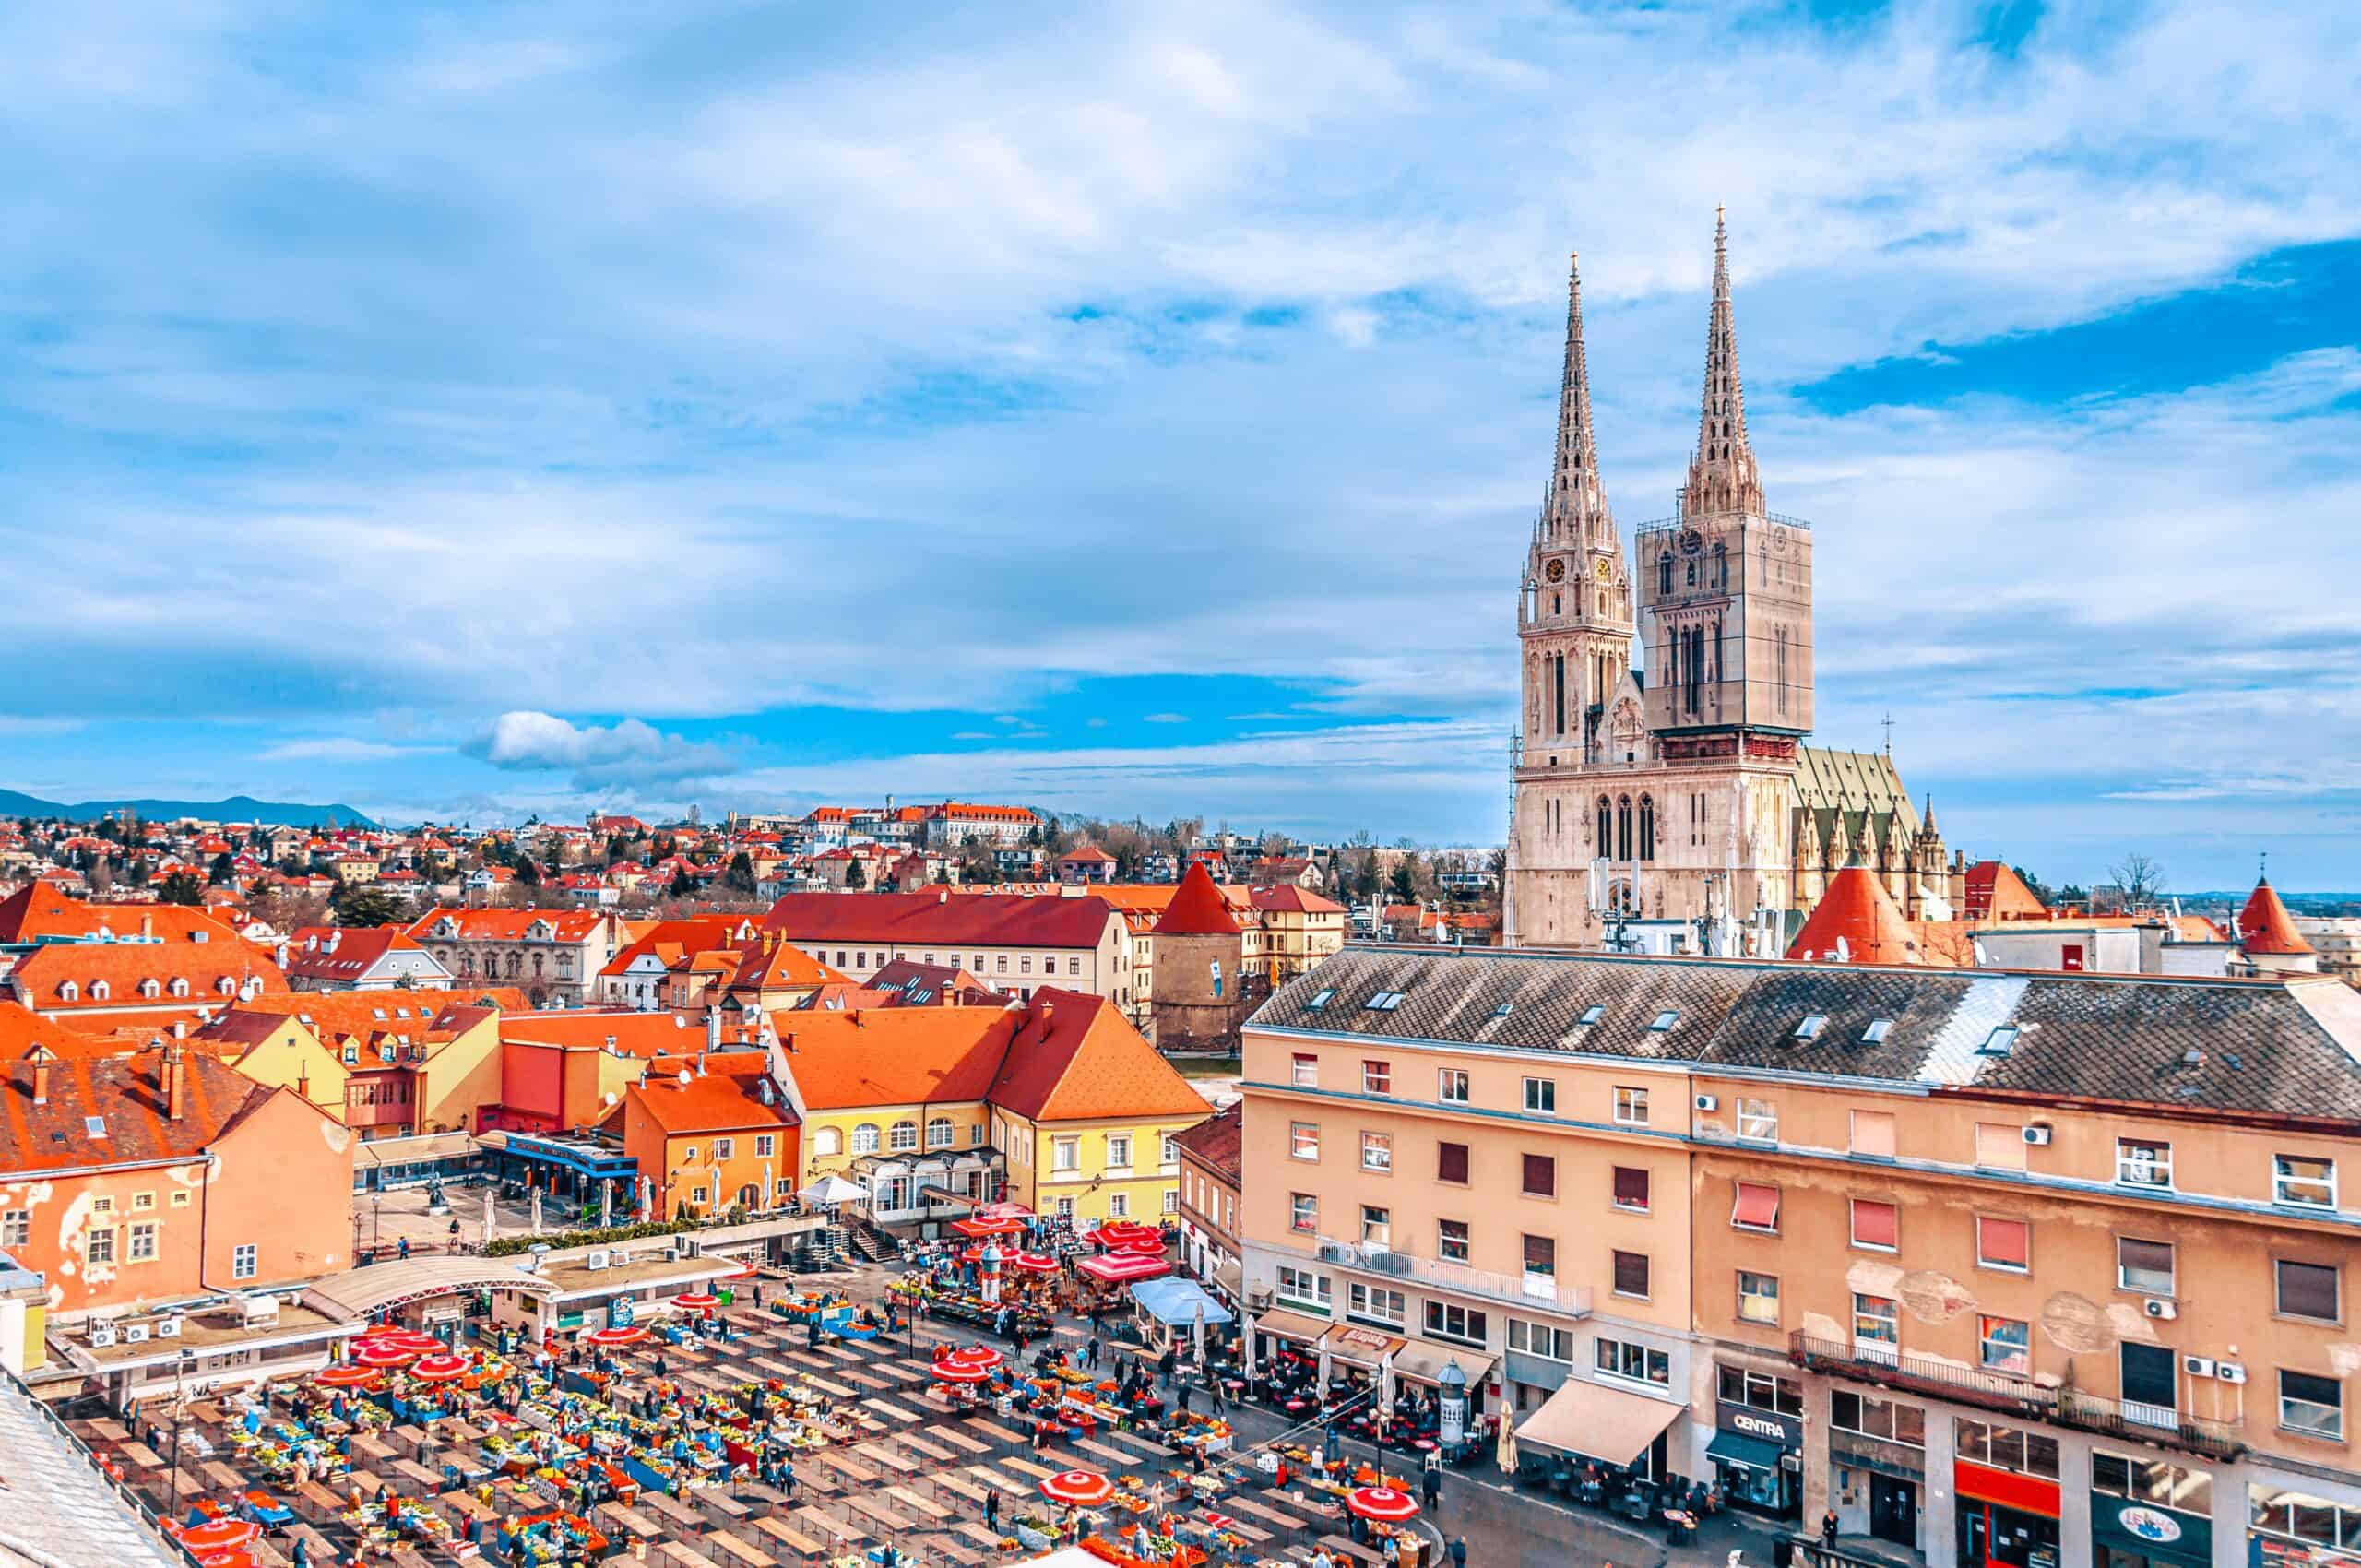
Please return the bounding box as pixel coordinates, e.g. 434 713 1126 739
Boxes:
1508 214 1815 955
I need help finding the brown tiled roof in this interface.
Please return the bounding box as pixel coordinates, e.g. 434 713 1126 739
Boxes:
1172 1101 1241 1183
0 1046 278 1175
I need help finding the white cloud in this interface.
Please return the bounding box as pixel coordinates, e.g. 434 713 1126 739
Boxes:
255 737 433 764
465 712 731 790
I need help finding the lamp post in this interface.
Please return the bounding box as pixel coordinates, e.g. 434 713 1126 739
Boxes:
166 1347 196 1517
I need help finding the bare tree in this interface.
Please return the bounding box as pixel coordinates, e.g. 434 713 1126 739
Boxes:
2108 852 2167 908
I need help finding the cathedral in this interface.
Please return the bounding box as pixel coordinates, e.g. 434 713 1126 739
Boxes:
1504 215 1964 956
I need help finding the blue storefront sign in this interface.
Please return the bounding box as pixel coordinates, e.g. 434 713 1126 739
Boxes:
2094 1493 2210 1566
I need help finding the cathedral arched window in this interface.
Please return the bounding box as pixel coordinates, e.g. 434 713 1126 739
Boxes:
1714 543 1727 588
1596 797 1612 853
1658 554 1672 595
1616 796 1632 861
1638 796 1655 861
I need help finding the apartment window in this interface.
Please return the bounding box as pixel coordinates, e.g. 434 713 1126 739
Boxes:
128 1220 158 1262
850 1123 880 1155
1438 1068 1469 1104
2118 1237 2176 1296
1360 1206 1391 1246
1850 1198 1899 1252
1596 1336 1668 1386
1162 1134 1178 1166
1424 1301 1488 1346
1289 1123 1319 1161
93 1195 114 1215
1052 1136 1080 1172
1347 1282 1406 1326
886 1121 917 1152
691 1184 711 1206
1522 1233 1556 1281
2094 1454 2213 1518
1291 1053 1317 1087
1275 1265 1331 1313
1738 1271 1780 1325
1854 1293 1900 1361
86 1228 117 1265
1360 1132 1393 1172
1833 1391 1925 1447
1611 1250 1650 1300
231 1242 258 1280
1737 1098 1777 1142
170 1192 191 1210
1508 1319 1578 1362
712 1136 736 1160
971 1123 986 1146
1438 1218 1470 1264
1979 1315 2032 1375
2117 1137 2172 1189
2282 1371 2345 1441
755 1134 777 1158
1845 1109 1896 1158
1976 1216 2030 1272
2277 1260 2342 1323
1612 1086 1648 1125
1361 1060 1391 1095
1955 1420 2059 1479
1964 1122 2026 1171
925 1119 953 1150
1163 1189 1178 1215
1106 1134 1133 1169
1611 1166 1650 1213
1521 1154 1556 1198
2275 1155 2338 1209
132 1191 154 1211
1718 1365 1804 1417
1731 1181 1780 1232
995 956 1008 973
1523 1077 1556 1114
0 1211 25 1247
1437 1141 1470 1184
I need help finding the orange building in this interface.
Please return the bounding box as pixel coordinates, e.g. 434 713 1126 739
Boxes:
615 1055 799 1220
0 1017 353 1319
1241 946 2361 1568
6 939 289 1035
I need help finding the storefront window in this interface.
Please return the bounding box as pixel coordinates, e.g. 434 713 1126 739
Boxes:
1717 1364 1803 1418
1957 1419 2060 1479
2252 1486 2361 1554
1833 1391 1925 1447
2094 1453 2211 1516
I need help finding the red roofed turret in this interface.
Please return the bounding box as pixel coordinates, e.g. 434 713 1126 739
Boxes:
1155 861 1240 937
2237 875 2311 956
1788 865 1929 966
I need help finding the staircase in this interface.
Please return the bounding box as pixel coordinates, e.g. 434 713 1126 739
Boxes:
844 1218 901 1265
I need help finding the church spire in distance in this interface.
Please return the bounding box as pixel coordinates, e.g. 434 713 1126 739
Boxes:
1684 208 1766 518
1540 252 1612 547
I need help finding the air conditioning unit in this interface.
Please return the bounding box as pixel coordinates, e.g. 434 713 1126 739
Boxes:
2182 1355 2216 1379
2022 1125 2052 1146
156 1315 183 1339
1694 1094 1719 1112
1245 1286 1275 1312
2143 1298 2177 1320
89 1321 118 1348
125 1323 152 1344
240 1294 279 1324
2217 1361 2248 1384
586 1249 611 1272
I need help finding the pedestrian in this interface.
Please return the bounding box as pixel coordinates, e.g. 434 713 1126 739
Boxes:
1210 1376 1227 1416
1821 1508 1840 1549
292 1538 311 1568
1448 1538 1466 1568
985 1489 1001 1534
1420 1456 1441 1512
397 1236 411 1261
1086 1334 1101 1370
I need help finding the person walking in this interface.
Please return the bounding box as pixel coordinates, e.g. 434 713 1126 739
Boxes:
1086 1333 1101 1371
1821 1509 1841 1550
1448 1538 1466 1568
985 1489 1002 1535
1420 1453 1442 1513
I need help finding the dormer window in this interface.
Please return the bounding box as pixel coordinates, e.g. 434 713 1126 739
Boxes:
1648 1010 1679 1032
218 977 237 995
1862 1018 1893 1044
139 979 161 998
89 980 110 1001
58 981 78 1003
1794 1014 1827 1041
1306 988 1335 1012
1577 1004 1606 1027
1978 1026 2020 1057
170 978 189 998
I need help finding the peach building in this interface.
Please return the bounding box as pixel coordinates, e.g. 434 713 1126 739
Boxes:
1241 946 2361 1568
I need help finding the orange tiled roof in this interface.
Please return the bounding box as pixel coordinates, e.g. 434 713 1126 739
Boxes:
1961 861 2048 922
774 1008 1016 1109
0 884 245 945
628 1054 798 1135
2238 877 2312 956
7 940 290 1014
1788 867 1945 967
0 1045 279 1176
1155 863 1240 937
987 990 1210 1123
407 908 610 942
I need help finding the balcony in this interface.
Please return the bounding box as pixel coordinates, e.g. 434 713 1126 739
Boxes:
1303 1237 1593 1319
1788 1335 2243 1462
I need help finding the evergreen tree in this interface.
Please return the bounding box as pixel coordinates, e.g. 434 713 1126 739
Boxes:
157 870 205 906
208 850 237 885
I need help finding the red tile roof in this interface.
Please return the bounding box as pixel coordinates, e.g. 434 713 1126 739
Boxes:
279 926 436 982
6 941 290 1016
1961 861 2048 922
407 908 611 942
773 1009 1018 1110
626 1054 798 1135
2237 877 2312 956
1171 1100 1241 1184
0 885 246 945
763 892 1118 949
1155 863 1240 937
1247 885 1346 915
986 990 1209 1123
0 1044 279 1175
1787 867 1944 967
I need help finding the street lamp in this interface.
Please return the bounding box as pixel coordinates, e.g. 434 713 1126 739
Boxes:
166 1348 196 1517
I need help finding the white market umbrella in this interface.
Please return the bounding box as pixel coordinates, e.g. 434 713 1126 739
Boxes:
483 1190 497 1248
1496 1407 1519 1476
801 1174 866 1205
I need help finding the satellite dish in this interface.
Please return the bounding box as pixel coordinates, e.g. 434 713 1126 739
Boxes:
603 1091 617 1107
673 1016 686 1028
677 1069 692 1087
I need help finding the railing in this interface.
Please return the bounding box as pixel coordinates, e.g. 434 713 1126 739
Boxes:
1789 1334 2244 1461
1299 1237 1594 1318
1636 506 1815 536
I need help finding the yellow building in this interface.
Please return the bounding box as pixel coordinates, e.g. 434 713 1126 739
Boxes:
773 989 1207 1231
197 991 511 1134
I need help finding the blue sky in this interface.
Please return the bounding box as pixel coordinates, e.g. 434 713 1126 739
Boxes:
2 1 2358 889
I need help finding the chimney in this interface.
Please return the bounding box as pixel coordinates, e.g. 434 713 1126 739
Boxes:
139 912 153 941
706 1009 721 1054
165 1042 187 1121
172 1019 186 1039
30 1049 52 1107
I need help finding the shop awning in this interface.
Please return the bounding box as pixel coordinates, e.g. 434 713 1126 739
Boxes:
1130 1277 1235 1328
1210 1259 1242 1300
1706 1430 1786 1473
1392 1342 1497 1387
1321 1323 1406 1370
1252 1308 1331 1346
357 1131 478 1169
1514 1379 1684 1467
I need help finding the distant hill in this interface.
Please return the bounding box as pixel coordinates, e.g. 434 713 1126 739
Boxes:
0 790 378 830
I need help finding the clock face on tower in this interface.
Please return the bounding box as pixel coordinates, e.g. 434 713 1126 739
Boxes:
1544 558 1567 583
1593 556 1613 582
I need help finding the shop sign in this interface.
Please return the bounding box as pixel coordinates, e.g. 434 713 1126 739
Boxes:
2094 1494 2210 1561
1332 1325 1397 1356
1716 1400 1803 1451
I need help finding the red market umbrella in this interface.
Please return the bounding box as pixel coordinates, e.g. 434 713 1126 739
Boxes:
950 1216 1023 1238
980 1202 1032 1220
181 1520 262 1552
350 1340 422 1369
1003 1251 1060 1274
930 1360 991 1384
1109 1238 1166 1256
1347 1487 1421 1524
314 1364 381 1389
584 1324 650 1348
197 1551 255 1568
359 1329 443 1352
671 1292 721 1311
1091 1221 1159 1248
409 1353 471 1384
1039 1469 1114 1507
1076 1252 1169 1286
939 1345 1003 1372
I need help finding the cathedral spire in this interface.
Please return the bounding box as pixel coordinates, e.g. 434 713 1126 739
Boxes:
1542 252 1612 545
1684 208 1766 518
